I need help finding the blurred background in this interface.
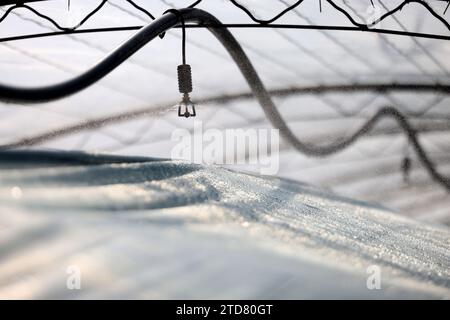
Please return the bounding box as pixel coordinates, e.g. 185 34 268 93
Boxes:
0 0 449 226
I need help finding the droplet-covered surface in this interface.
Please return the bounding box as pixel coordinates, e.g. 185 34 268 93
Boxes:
0 151 449 299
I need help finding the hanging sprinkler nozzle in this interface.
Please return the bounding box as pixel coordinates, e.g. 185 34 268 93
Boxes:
176 64 196 118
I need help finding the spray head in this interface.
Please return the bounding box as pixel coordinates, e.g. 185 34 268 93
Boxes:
177 93 196 118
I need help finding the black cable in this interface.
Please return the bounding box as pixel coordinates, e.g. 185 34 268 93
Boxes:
0 1 108 31
2 24 450 44
125 0 155 20
0 0 157 30
188 0 203 8
326 0 450 31
229 0 305 25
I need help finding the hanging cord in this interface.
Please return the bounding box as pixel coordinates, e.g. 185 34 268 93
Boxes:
163 9 186 64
